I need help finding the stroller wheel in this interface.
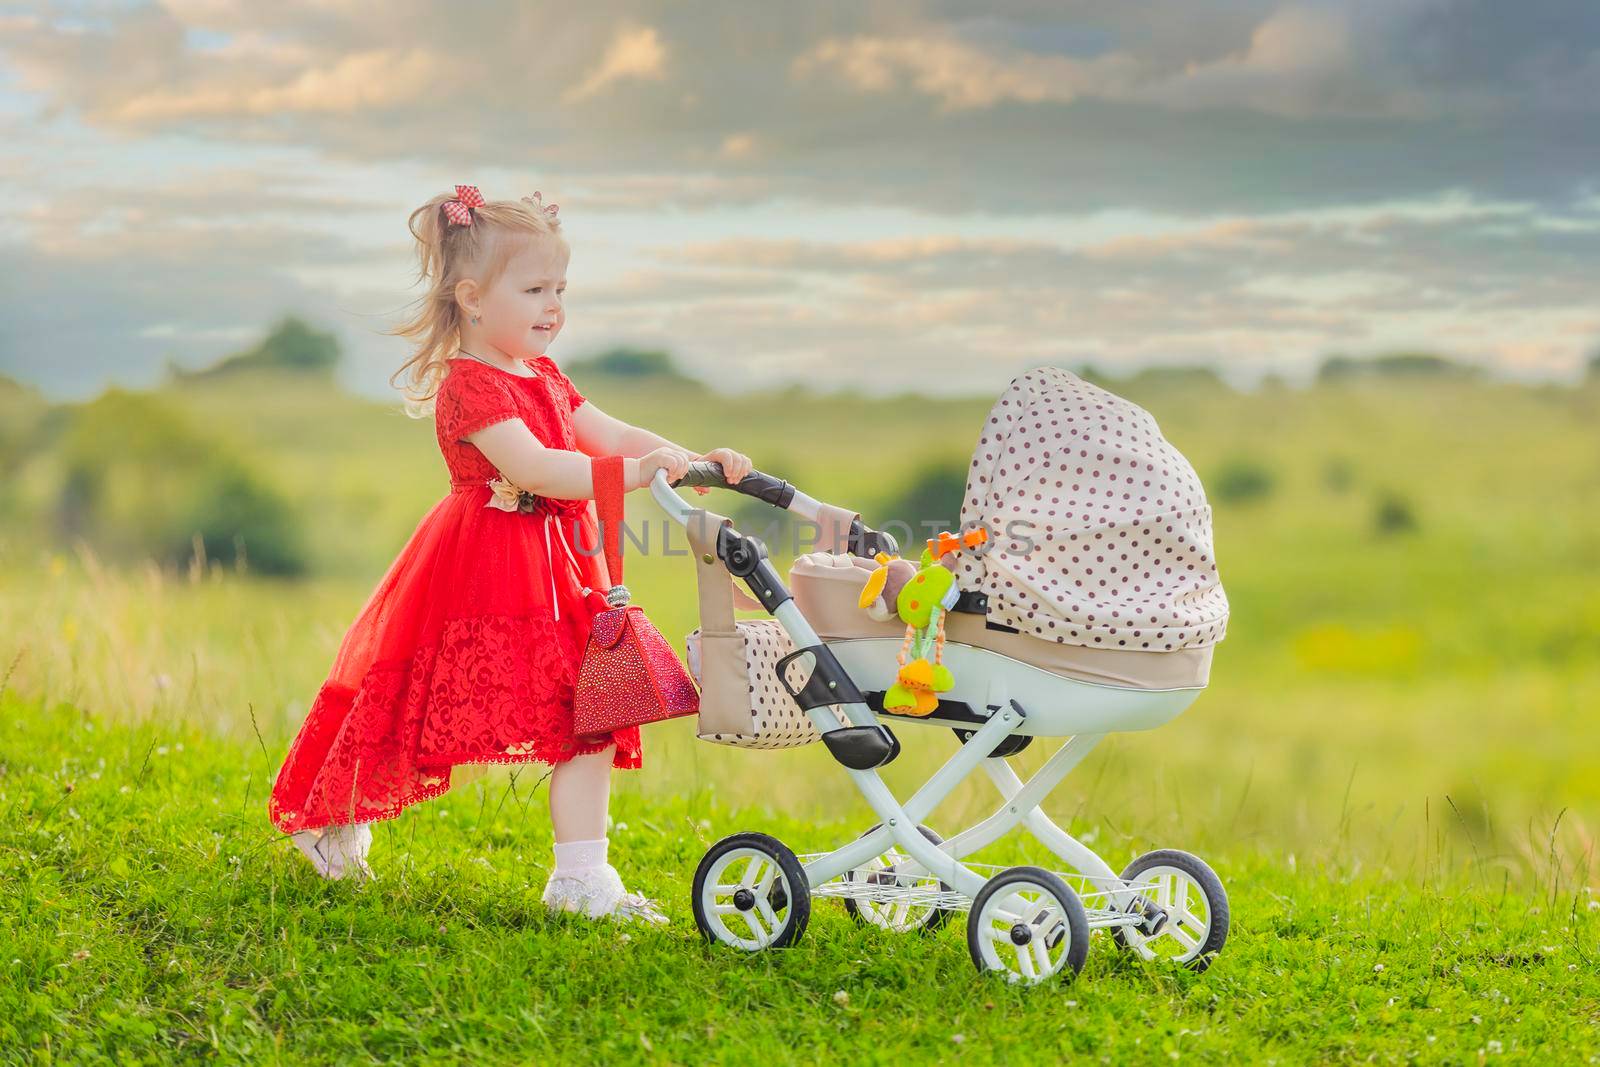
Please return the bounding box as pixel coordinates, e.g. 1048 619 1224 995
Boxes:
842 823 954 934
691 832 811 952
1110 849 1229 972
966 867 1089 983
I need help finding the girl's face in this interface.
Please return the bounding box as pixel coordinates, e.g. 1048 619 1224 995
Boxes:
470 236 569 359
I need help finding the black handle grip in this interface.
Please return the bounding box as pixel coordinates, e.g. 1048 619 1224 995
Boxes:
669 461 797 508
669 461 898 558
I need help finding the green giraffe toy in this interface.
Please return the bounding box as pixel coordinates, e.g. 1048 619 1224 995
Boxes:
857 527 988 717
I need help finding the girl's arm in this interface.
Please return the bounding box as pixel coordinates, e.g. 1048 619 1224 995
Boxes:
572 402 693 459
570 402 752 490
466 420 649 495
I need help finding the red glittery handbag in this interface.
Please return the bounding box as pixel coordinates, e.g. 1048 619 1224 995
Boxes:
571 455 700 734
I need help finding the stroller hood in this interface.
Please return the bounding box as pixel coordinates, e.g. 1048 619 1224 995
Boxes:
951 367 1228 652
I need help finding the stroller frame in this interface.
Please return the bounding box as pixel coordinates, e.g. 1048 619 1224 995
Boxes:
653 466 1228 981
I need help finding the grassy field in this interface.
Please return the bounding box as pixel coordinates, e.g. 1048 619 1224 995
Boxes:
2 368 1598 1062
3 690 1596 1064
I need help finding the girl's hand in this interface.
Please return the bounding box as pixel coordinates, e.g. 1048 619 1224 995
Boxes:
691 448 753 495
638 446 692 489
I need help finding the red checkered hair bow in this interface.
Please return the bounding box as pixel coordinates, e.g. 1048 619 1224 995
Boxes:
442 185 485 226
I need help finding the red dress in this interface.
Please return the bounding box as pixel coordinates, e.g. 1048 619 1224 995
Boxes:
268 355 642 835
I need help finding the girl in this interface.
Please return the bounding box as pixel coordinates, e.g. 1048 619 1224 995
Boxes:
267 185 751 926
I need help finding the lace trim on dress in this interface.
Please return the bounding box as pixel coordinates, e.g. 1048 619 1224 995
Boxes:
268 609 642 834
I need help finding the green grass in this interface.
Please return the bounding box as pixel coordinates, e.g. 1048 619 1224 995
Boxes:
4 692 1596 1065
2 371 1598 1062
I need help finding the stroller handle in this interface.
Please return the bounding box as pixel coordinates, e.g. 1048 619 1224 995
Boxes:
654 463 899 557
670 460 796 507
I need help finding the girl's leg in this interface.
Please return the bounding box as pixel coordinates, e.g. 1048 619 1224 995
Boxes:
549 745 614 842
543 746 666 925
290 822 373 881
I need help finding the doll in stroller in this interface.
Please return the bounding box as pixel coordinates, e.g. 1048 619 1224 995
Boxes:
656 367 1231 983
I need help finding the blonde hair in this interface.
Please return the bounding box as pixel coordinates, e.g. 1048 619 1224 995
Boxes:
387 189 567 414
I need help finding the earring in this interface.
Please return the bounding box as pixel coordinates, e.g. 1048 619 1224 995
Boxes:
470 314 481 325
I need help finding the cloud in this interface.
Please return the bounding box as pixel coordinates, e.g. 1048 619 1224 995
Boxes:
3 2 1596 216
641 197 1600 388
563 25 666 103
551 171 779 212
1 2 1597 398
718 133 758 160
790 4 1585 122
14 169 394 258
0 231 362 398
107 47 449 122
790 8 1375 118
0 168 413 398
1126 5 1430 119
792 33 1139 111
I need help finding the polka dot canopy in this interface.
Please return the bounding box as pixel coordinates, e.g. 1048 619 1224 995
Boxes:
951 367 1229 652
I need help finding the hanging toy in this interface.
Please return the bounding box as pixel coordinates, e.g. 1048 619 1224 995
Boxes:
857 527 988 716
856 550 917 622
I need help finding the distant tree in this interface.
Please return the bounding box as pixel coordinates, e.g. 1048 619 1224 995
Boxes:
1317 353 1355 381
772 381 816 405
241 316 341 371
1054 362 1227 391
1587 348 1600 381
1373 491 1418 536
1210 458 1275 505
1322 456 1355 493
1068 362 1114 387
574 347 694 383
55 389 308 575
880 459 969 540
0 374 49 504
1121 365 1229 390
1317 351 1480 384
177 316 341 380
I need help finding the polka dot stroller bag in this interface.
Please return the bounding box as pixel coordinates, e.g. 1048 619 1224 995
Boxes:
657 367 1232 982
684 506 840 749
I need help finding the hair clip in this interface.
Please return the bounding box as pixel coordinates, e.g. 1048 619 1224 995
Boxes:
521 190 559 220
443 184 484 226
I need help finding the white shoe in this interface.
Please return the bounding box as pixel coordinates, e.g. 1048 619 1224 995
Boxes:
542 863 669 925
291 823 373 882
612 890 670 926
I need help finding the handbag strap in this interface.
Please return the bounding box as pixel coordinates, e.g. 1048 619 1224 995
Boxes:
687 506 738 636
592 455 627 591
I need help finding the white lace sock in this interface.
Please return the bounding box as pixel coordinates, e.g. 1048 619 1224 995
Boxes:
542 838 668 925
290 822 373 882
554 837 610 873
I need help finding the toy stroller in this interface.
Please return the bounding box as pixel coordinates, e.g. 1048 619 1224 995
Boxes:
661 367 1232 983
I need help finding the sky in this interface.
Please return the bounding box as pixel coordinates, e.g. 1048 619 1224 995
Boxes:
1 0 1597 402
